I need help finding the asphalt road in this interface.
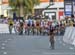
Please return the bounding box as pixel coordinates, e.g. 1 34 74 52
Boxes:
0 34 75 55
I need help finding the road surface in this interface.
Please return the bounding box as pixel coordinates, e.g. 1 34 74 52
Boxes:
0 34 75 55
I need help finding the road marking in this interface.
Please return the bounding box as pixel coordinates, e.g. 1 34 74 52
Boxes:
1 47 5 49
3 52 7 55
69 47 74 50
2 43 5 46
43 52 75 55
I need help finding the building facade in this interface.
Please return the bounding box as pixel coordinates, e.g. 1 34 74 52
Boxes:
0 0 64 20
34 0 64 21
0 0 9 17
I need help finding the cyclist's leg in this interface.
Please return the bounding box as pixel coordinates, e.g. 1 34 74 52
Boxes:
14 26 18 34
39 27 41 35
49 32 51 48
32 27 35 35
9 26 12 34
27 27 30 35
37 27 38 35
19 25 21 35
50 34 55 49
21 26 23 35
25 28 27 34
9 26 11 34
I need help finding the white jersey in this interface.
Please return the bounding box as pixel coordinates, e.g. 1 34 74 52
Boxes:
41 21 44 27
44 22 48 28
25 20 28 24
16 21 20 27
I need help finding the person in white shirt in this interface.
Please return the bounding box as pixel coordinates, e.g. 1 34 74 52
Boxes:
24 19 28 34
14 19 20 34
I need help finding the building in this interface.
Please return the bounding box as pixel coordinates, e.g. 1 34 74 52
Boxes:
34 0 64 21
0 0 10 17
0 0 64 21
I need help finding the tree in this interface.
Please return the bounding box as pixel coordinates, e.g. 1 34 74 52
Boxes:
8 0 40 17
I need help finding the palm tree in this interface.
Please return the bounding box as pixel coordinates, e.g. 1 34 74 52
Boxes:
8 0 40 17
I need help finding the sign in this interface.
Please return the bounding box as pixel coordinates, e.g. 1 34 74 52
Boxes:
45 12 56 20
65 4 72 16
65 5 72 11
64 1 72 16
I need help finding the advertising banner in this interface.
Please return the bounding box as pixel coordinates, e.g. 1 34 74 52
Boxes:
64 4 72 16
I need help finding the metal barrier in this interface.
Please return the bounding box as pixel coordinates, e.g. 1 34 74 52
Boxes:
63 27 75 46
0 24 15 33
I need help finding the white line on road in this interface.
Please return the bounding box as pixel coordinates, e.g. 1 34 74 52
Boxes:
43 52 75 55
3 52 7 55
2 43 5 46
69 47 74 50
1 47 5 50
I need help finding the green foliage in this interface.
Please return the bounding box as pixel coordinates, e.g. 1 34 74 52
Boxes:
8 0 40 16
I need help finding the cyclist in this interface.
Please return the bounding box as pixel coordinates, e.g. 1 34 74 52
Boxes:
48 21 56 49
8 18 14 34
19 19 24 35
